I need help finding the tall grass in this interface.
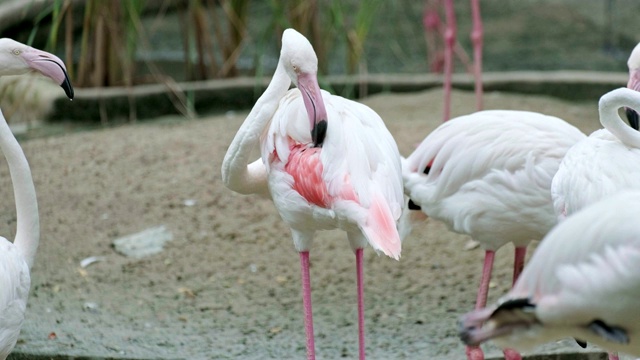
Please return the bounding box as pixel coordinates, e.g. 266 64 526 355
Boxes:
33 1 381 87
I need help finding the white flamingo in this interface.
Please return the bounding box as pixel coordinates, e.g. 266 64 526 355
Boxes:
0 38 73 359
402 110 586 360
221 29 403 360
458 189 640 358
551 87 640 221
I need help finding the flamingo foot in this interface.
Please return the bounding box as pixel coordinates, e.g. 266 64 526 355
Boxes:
608 351 619 360
503 348 522 360
465 345 484 360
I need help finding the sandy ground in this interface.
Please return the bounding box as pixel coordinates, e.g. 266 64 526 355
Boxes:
4 88 620 360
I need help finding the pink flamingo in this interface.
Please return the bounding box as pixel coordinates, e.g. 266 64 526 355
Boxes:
0 38 73 360
459 190 640 358
403 110 586 360
423 0 483 121
221 29 403 360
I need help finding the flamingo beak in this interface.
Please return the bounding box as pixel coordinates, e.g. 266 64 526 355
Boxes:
22 48 74 100
628 68 640 92
626 107 639 130
297 72 328 147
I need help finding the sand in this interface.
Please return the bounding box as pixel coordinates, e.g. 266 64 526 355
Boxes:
6 88 616 359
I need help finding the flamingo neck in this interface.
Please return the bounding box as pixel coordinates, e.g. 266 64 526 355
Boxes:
221 62 291 194
0 108 39 269
599 88 640 149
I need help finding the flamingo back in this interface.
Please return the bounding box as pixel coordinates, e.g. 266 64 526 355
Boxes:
403 110 586 248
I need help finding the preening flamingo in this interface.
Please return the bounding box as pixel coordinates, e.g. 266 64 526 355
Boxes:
221 29 403 360
459 190 640 358
0 38 73 359
402 110 586 360
551 87 640 221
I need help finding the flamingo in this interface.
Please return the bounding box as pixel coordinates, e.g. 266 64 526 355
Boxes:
549 86 640 360
0 38 74 359
402 110 586 360
458 189 640 358
221 29 403 360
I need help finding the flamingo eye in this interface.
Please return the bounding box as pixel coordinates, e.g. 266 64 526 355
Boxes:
292 64 299 72
12 49 20 55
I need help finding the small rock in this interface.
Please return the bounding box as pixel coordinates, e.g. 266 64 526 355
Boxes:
113 225 173 259
83 302 99 313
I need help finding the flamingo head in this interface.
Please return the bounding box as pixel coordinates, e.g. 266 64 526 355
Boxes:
280 29 328 147
0 38 74 100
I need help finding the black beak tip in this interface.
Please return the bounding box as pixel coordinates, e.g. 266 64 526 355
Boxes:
311 119 328 147
60 74 74 100
626 107 639 131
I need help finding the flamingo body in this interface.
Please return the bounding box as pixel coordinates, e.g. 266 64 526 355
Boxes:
404 110 586 250
459 190 640 357
264 88 403 257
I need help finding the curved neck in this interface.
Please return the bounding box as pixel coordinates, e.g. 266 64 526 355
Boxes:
0 109 39 269
221 62 291 194
599 87 640 148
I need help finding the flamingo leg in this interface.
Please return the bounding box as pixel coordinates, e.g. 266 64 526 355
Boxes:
299 251 316 360
512 246 527 285
465 249 495 360
356 248 366 360
498 247 528 360
442 0 456 121
469 0 483 111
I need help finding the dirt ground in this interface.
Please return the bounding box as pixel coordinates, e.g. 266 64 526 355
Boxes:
5 88 620 360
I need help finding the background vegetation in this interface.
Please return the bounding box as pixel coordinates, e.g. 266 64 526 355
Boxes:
4 0 638 90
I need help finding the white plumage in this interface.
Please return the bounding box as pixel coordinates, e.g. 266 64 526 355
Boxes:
552 87 640 220
262 87 403 254
459 190 640 357
404 110 585 250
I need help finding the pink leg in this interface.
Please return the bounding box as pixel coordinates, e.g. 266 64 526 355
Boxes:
356 248 366 360
465 250 495 360
442 0 456 121
299 251 316 360
512 246 527 286
608 352 619 360
500 247 527 360
469 0 483 111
